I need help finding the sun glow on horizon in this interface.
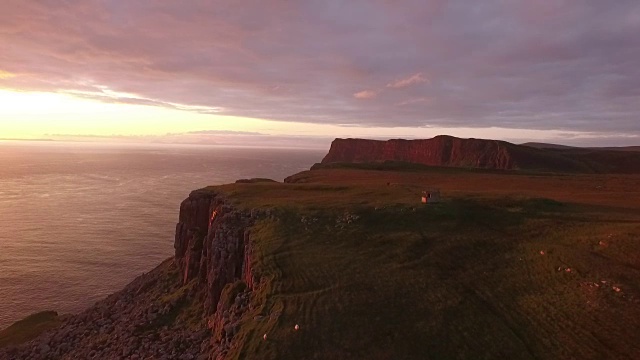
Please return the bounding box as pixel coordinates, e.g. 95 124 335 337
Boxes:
0 89 270 139
1 89 630 147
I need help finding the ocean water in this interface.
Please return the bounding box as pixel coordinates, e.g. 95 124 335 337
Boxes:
0 141 323 328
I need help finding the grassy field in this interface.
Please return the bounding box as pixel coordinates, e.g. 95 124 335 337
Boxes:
213 166 640 359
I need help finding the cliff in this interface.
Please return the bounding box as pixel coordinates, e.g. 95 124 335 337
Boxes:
173 189 259 358
320 136 640 173
174 190 254 311
322 136 516 170
3 165 640 359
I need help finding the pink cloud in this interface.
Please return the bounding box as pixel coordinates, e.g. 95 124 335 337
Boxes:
387 72 429 88
353 90 378 99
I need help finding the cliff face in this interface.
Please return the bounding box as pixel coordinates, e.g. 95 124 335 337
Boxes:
322 136 516 169
320 136 640 173
173 189 260 359
174 189 256 315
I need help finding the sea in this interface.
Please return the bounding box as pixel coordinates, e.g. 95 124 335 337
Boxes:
0 141 324 329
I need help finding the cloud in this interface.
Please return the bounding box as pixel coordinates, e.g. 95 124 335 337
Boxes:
0 0 639 137
353 90 378 99
181 130 264 136
62 88 223 114
387 73 429 88
0 70 16 79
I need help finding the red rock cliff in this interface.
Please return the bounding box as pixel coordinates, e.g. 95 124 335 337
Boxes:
319 135 639 173
322 136 516 169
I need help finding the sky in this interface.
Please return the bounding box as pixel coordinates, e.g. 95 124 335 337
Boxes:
1 1 639 148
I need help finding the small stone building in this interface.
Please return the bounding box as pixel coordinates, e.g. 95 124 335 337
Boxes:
422 189 441 204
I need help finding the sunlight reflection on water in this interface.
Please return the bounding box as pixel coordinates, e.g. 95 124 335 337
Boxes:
0 142 322 328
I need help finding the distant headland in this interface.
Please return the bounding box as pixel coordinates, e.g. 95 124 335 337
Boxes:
320 135 640 174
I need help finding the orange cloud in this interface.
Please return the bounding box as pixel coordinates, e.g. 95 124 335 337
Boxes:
0 70 16 79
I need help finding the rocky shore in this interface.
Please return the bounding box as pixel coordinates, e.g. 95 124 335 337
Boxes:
0 259 211 360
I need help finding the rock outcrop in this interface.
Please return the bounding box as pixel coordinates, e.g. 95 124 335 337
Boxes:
320 135 640 173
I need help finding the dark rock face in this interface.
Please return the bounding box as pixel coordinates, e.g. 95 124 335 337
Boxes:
173 190 260 359
174 190 256 313
174 191 213 284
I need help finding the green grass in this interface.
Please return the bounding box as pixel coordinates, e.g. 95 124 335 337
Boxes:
139 260 207 333
0 311 62 349
204 167 640 359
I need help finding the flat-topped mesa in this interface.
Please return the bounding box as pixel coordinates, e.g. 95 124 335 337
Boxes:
320 135 640 173
174 190 257 315
322 136 516 170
